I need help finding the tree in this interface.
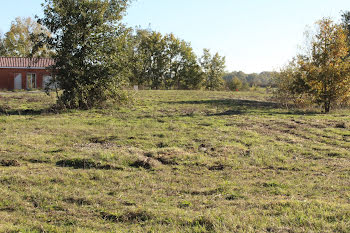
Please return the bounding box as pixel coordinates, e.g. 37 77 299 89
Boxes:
227 76 243 91
223 71 276 88
37 0 131 109
164 33 203 89
128 29 203 90
146 31 168 89
246 73 260 86
128 29 168 89
277 18 350 112
275 58 313 108
127 28 152 87
200 49 226 90
0 32 6 56
2 17 52 57
302 19 350 112
341 11 350 55
176 46 203 90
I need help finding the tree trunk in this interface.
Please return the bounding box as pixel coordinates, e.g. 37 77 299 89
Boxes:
324 100 330 113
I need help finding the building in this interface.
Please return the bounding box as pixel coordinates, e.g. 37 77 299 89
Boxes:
0 57 54 90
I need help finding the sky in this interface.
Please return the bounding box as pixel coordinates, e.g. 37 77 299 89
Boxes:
1 0 350 73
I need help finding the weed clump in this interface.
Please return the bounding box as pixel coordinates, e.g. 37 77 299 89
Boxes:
190 216 215 232
64 197 92 206
28 158 51 164
225 191 245 200
0 105 10 114
155 156 178 165
56 158 96 169
208 164 225 171
190 187 224 196
327 152 343 158
178 200 192 208
101 209 153 223
262 181 281 188
335 122 348 129
56 158 123 170
0 159 20 167
89 136 117 144
130 156 161 169
157 142 168 148
145 151 179 165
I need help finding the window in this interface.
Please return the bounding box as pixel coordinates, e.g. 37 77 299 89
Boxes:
26 73 37 89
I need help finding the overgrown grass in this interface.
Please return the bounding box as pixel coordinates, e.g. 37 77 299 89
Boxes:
0 90 349 232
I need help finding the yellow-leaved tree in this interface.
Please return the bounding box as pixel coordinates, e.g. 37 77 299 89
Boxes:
3 17 52 57
277 18 350 112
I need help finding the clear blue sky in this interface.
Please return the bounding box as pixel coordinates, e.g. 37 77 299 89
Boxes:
1 0 350 73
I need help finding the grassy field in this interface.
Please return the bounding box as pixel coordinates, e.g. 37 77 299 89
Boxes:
0 90 350 232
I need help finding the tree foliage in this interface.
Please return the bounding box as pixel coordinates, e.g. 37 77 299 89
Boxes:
223 71 276 88
200 49 225 90
226 77 243 91
0 33 6 56
1 17 52 57
341 11 350 55
37 0 131 109
274 59 313 108
127 29 203 90
276 18 350 112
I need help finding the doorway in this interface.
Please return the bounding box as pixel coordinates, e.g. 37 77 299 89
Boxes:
14 73 22 90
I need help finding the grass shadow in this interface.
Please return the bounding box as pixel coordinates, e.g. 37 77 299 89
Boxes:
170 99 278 108
56 158 123 170
0 105 61 116
0 108 45 116
166 99 320 116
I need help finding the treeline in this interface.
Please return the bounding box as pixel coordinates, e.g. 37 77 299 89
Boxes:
126 29 225 90
223 71 277 90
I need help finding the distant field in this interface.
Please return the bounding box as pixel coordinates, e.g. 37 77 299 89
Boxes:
0 90 349 232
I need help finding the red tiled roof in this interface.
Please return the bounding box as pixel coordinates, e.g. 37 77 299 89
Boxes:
0 57 54 68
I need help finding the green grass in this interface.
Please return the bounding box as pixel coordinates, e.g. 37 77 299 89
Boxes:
0 90 349 232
